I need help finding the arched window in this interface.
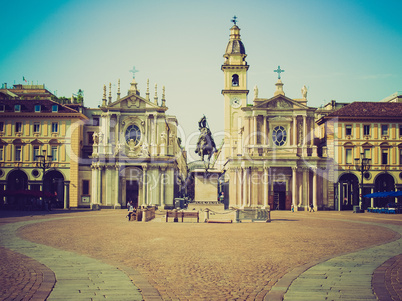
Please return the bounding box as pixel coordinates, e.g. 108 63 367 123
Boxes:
232 74 239 87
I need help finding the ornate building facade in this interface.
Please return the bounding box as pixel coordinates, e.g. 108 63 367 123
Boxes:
0 84 87 208
220 23 332 211
81 77 187 209
317 101 402 210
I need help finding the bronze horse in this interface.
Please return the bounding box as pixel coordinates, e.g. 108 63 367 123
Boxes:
195 117 217 169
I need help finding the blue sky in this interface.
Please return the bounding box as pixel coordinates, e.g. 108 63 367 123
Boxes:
1 0 401 161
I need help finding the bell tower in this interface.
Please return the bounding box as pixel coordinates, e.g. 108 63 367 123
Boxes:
221 17 249 159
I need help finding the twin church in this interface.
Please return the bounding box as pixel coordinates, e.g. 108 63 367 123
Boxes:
87 20 333 211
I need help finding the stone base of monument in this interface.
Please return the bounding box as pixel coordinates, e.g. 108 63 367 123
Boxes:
187 203 235 223
193 169 221 204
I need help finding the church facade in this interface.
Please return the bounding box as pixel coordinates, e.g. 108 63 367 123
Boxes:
220 23 333 211
79 77 187 209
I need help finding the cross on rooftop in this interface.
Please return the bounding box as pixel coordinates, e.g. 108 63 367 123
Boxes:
274 66 285 79
231 16 238 26
129 66 139 79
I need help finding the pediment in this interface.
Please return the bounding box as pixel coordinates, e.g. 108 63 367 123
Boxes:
49 139 60 145
108 94 160 110
255 95 309 110
361 142 373 148
30 139 43 145
12 138 24 144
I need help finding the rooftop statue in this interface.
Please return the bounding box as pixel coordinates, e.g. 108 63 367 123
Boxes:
195 116 217 170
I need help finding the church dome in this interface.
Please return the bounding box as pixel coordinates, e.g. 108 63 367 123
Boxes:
224 25 246 55
225 39 246 55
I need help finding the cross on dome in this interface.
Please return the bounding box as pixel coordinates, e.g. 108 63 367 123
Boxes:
231 15 238 26
274 66 285 79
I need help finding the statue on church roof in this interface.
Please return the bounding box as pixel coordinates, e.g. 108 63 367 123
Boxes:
195 116 217 170
301 85 308 99
254 85 259 99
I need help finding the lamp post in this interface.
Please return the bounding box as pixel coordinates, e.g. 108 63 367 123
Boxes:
36 150 53 210
354 152 371 212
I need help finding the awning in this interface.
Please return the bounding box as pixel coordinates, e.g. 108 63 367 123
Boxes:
364 191 402 198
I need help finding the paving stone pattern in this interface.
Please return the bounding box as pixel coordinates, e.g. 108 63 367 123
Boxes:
0 246 55 300
0 210 401 301
372 253 402 301
282 222 402 301
0 219 142 301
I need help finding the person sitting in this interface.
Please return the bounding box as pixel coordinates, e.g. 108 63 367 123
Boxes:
127 201 134 220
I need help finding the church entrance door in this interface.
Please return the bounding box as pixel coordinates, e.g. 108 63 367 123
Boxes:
273 182 286 210
126 180 139 209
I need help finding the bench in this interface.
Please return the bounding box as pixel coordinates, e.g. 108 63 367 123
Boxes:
181 211 199 223
166 211 199 223
166 211 179 222
129 210 142 221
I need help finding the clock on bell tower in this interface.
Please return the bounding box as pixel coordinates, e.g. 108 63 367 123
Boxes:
221 17 249 159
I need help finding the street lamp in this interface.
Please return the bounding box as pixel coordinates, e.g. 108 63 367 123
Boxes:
354 152 371 212
36 150 53 210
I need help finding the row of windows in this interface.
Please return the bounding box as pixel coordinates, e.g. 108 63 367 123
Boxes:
344 124 402 137
0 121 58 134
0 104 58 113
0 145 58 162
345 148 402 165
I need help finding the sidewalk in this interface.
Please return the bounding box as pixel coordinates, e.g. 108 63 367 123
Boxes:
266 216 402 301
0 218 143 301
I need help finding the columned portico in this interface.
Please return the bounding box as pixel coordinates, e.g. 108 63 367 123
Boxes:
312 167 317 210
263 167 269 208
292 167 297 210
142 165 147 207
160 166 166 209
114 164 120 208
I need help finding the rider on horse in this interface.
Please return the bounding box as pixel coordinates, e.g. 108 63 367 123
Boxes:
195 116 217 166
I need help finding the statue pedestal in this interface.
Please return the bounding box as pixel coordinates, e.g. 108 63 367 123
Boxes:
193 169 221 204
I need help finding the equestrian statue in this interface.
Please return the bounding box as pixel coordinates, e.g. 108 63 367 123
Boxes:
195 116 217 170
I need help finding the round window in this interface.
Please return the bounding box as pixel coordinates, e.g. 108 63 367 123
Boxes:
364 172 371 180
32 169 40 178
0 169 4 178
272 126 287 146
125 124 141 146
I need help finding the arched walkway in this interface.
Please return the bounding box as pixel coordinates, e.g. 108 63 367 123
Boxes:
375 173 395 208
337 173 359 210
6 170 29 209
43 170 65 208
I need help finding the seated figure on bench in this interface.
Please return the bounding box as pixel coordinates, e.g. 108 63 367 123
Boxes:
127 201 137 221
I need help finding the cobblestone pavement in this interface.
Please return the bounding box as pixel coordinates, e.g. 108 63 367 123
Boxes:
278 221 402 301
0 214 143 301
372 254 402 301
0 210 401 300
0 246 55 300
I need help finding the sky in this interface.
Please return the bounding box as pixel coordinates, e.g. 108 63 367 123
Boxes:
1 0 402 161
